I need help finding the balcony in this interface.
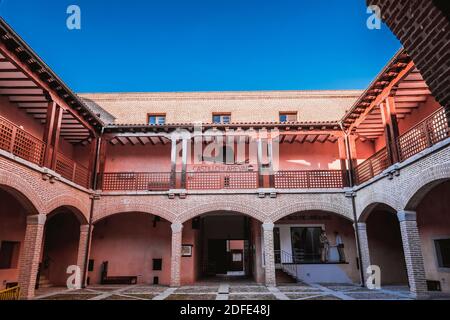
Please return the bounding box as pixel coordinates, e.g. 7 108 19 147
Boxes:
355 108 449 185
100 169 349 191
0 115 91 189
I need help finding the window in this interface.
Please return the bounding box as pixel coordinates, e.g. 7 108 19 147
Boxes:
290 227 322 263
0 241 20 269
148 114 166 125
153 259 163 271
435 239 450 268
279 112 298 123
213 113 231 124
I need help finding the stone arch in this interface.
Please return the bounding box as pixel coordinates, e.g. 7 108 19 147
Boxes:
0 170 44 214
402 163 450 211
93 202 177 224
358 202 397 223
46 194 91 223
179 201 266 224
271 201 352 223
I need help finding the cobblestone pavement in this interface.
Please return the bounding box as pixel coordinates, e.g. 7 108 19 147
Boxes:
34 282 415 300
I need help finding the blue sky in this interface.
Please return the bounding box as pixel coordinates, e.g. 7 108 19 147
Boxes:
0 0 401 93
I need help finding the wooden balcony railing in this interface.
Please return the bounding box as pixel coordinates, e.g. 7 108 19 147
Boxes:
55 152 91 189
397 108 449 161
186 171 259 190
354 147 390 185
274 170 348 189
0 115 45 166
101 172 172 191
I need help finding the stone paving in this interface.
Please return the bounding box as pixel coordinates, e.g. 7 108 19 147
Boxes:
34 282 415 301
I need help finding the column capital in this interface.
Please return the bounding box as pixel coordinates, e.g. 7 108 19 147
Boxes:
80 224 91 233
171 222 183 233
27 214 46 225
397 210 417 222
353 222 367 230
262 222 274 231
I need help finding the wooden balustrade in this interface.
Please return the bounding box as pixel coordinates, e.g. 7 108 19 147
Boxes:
186 171 259 190
0 286 20 301
274 170 348 189
354 148 390 185
397 108 449 161
101 172 172 191
55 152 91 189
0 115 45 166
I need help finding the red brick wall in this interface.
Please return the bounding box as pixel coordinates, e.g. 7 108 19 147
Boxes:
366 0 449 112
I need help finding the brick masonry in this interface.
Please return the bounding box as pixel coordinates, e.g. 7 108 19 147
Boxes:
397 211 428 298
366 0 449 112
17 214 46 299
170 223 183 287
262 223 277 287
354 222 371 283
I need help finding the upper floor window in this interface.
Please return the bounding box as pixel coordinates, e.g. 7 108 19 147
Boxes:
213 113 231 124
279 112 298 123
148 114 166 125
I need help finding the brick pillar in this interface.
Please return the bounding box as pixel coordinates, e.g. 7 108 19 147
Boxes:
18 214 46 299
262 222 276 287
170 222 183 287
397 210 428 298
354 222 371 284
77 224 93 287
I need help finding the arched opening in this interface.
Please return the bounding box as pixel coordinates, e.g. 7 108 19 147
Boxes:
184 211 261 284
410 180 450 293
89 212 172 286
363 203 408 286
0 186 38 290
39 207 85 288
273 210 358 285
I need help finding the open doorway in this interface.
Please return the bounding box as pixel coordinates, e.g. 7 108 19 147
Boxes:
198 213 254 281
207 239 246 276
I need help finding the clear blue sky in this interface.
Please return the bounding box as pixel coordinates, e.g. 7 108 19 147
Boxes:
0 0 401 93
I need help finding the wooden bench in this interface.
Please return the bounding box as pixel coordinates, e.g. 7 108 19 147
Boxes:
100 261 137 285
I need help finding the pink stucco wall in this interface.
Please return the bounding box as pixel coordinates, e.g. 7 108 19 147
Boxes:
89 213 199 286
0 189 26 289
417 181 450 292
42 212 80 286
366 209 408 285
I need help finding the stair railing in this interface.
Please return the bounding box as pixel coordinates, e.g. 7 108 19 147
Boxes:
278 250 299 281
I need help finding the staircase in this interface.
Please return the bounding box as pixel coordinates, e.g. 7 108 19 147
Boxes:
276 269 297 283
38 275 53 288
275 250 300 283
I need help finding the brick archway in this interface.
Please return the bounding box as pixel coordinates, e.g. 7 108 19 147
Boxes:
358 201 397 223
402 163 450 211
270 201 352 223
46 195 90 223
357 192 401 222
0 170 44 215
93 202 177 223
179 201 266 223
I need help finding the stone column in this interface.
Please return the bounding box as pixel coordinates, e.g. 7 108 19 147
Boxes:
354 222 371 284
262 222 276 287
18 214 46 299
397 210 428 298
77 224 93 288
170 222 183 287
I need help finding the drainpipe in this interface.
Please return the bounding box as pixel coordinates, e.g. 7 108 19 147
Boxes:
339 123 365 287
82 127 104 288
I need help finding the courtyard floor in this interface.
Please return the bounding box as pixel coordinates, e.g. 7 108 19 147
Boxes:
34 282 415 301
